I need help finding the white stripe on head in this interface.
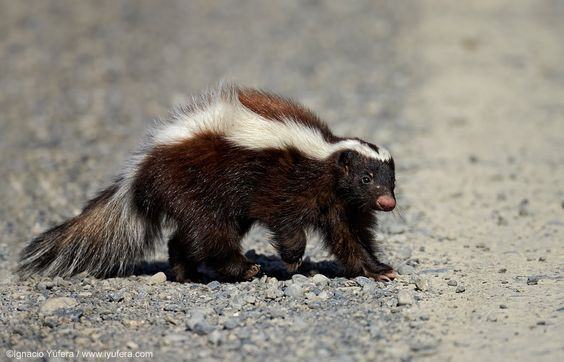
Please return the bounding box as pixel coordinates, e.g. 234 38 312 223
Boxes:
329 139 392 162
149 85 392 162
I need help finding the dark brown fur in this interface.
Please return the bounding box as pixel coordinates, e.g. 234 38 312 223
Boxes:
133 110 395 282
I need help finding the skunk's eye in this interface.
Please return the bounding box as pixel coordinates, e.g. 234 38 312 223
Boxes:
361 176 372 184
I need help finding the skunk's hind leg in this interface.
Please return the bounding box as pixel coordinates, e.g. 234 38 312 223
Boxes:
199 224 261 282
268 222 307 273
168 231 201 282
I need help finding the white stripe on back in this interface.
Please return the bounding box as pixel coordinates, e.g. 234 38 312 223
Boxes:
150 88 392 162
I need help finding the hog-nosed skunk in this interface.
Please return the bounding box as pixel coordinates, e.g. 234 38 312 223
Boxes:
19 84 397 282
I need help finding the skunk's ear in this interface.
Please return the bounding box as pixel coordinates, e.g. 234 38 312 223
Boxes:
337 150 354 171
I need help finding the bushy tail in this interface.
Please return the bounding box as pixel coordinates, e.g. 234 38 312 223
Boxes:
18 183 161 278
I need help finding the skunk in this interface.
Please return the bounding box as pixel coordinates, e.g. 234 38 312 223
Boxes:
19 84 397 282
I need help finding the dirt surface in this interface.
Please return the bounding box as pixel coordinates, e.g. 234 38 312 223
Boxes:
1 1 563 361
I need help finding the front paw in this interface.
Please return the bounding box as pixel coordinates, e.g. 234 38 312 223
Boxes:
364 263 397 282
243 263 261 280
366 269 397 282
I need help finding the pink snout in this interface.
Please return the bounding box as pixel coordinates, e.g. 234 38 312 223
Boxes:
376 195 396 211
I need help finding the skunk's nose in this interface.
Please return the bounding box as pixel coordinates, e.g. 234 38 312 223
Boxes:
376 195 396 211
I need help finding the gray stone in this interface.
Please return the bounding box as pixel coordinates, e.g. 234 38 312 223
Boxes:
397 290 414 306
284 284 304 299
397 264 416 275
37 280 55 290
266 287 283 300
413 276 429 291
189 320 215 335
291 274 309 285
312 274 330 286
40 297 78 315
207 281 221 290
223 318 239 330
148 272 167 284
455 285 466 293
447 280 458 286
354 276 374 287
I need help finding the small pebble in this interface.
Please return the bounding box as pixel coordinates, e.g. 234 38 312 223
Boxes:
354 276 374 287
37 280 55 290
397 290 414 306
223 318 239 330
397 264 416 275
413 276 429 292
291 274 309 285
447 280 458 286
499 304 508 309
284 284 304 299
187 310 214 335
266 287 283 299
40 297 78 315
126 341 139 350
108 292 124 302
527 276 539 285
207 281 221 290
148 272 167 284
190 321 215 335
455 285 466 293
312 274 330 286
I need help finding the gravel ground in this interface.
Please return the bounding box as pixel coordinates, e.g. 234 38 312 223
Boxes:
1 1 563 361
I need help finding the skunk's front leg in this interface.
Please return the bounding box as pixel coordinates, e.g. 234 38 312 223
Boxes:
269 223 307 272
323 220 396 281
353 223 397 281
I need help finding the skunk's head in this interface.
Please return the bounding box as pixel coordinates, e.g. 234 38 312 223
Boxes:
334 147 396 212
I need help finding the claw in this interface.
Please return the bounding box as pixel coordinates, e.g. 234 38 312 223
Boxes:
368 269 397 282
377 275 391 282
383 270 397 280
